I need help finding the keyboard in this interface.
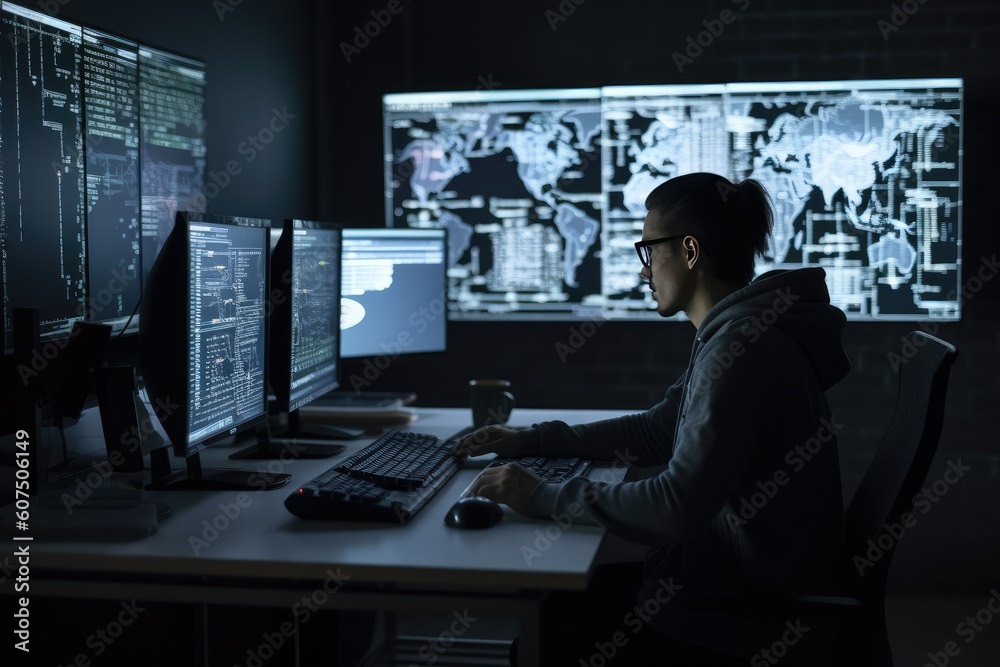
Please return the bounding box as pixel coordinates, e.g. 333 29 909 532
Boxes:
487 456 592 483
284 429 594 524
284 430 458 524
448 425 593 483
335 431 454 489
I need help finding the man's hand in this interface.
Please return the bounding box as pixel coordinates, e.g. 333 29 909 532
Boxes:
451 425 523 460
465 463 546 518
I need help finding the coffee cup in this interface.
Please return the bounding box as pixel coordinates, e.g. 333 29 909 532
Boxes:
469 379 515 429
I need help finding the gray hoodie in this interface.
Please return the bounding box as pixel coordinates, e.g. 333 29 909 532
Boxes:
522 267 850 655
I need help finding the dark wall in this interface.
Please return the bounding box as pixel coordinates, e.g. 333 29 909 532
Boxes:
62 0 319 223
320 0 1000 593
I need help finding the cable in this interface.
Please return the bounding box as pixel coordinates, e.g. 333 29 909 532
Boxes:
110 295 142 346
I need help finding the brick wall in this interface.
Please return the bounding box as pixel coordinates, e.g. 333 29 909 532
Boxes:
323 0 1000 593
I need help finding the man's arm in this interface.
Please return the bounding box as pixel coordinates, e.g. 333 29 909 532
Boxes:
518 372 686 466
524 332 769 545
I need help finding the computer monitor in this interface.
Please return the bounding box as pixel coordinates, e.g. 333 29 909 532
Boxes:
139 212 286 490
383 88 603 321
1 4 87 346
138 44 207 283
0 2 208 350
82 27 143 335
384 79 963 321
340 228 448 361
232 220 351 459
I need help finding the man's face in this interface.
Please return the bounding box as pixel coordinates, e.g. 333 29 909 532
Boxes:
640 209 692 318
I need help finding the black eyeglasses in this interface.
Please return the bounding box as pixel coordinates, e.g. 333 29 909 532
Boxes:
634 235 686 268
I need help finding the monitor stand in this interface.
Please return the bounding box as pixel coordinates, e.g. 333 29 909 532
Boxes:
146 447 291 491
46 417 81 473
228 410 362 460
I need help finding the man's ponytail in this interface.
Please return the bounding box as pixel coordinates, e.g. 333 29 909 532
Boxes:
735 179 774 267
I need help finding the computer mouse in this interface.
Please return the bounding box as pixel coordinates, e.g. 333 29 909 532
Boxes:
444 496 504 529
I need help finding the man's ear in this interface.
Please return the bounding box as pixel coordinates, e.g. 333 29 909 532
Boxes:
684 237 700 269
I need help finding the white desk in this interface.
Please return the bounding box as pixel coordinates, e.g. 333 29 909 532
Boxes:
26 407 634 667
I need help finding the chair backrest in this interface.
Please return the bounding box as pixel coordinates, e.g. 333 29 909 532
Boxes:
843 331 958 599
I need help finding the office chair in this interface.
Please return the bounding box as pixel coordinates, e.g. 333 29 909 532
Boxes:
678 331 958 666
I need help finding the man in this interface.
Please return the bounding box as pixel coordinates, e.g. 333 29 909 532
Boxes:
456 172 850 665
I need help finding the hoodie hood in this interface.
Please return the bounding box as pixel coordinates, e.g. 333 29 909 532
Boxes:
696 267 850 391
